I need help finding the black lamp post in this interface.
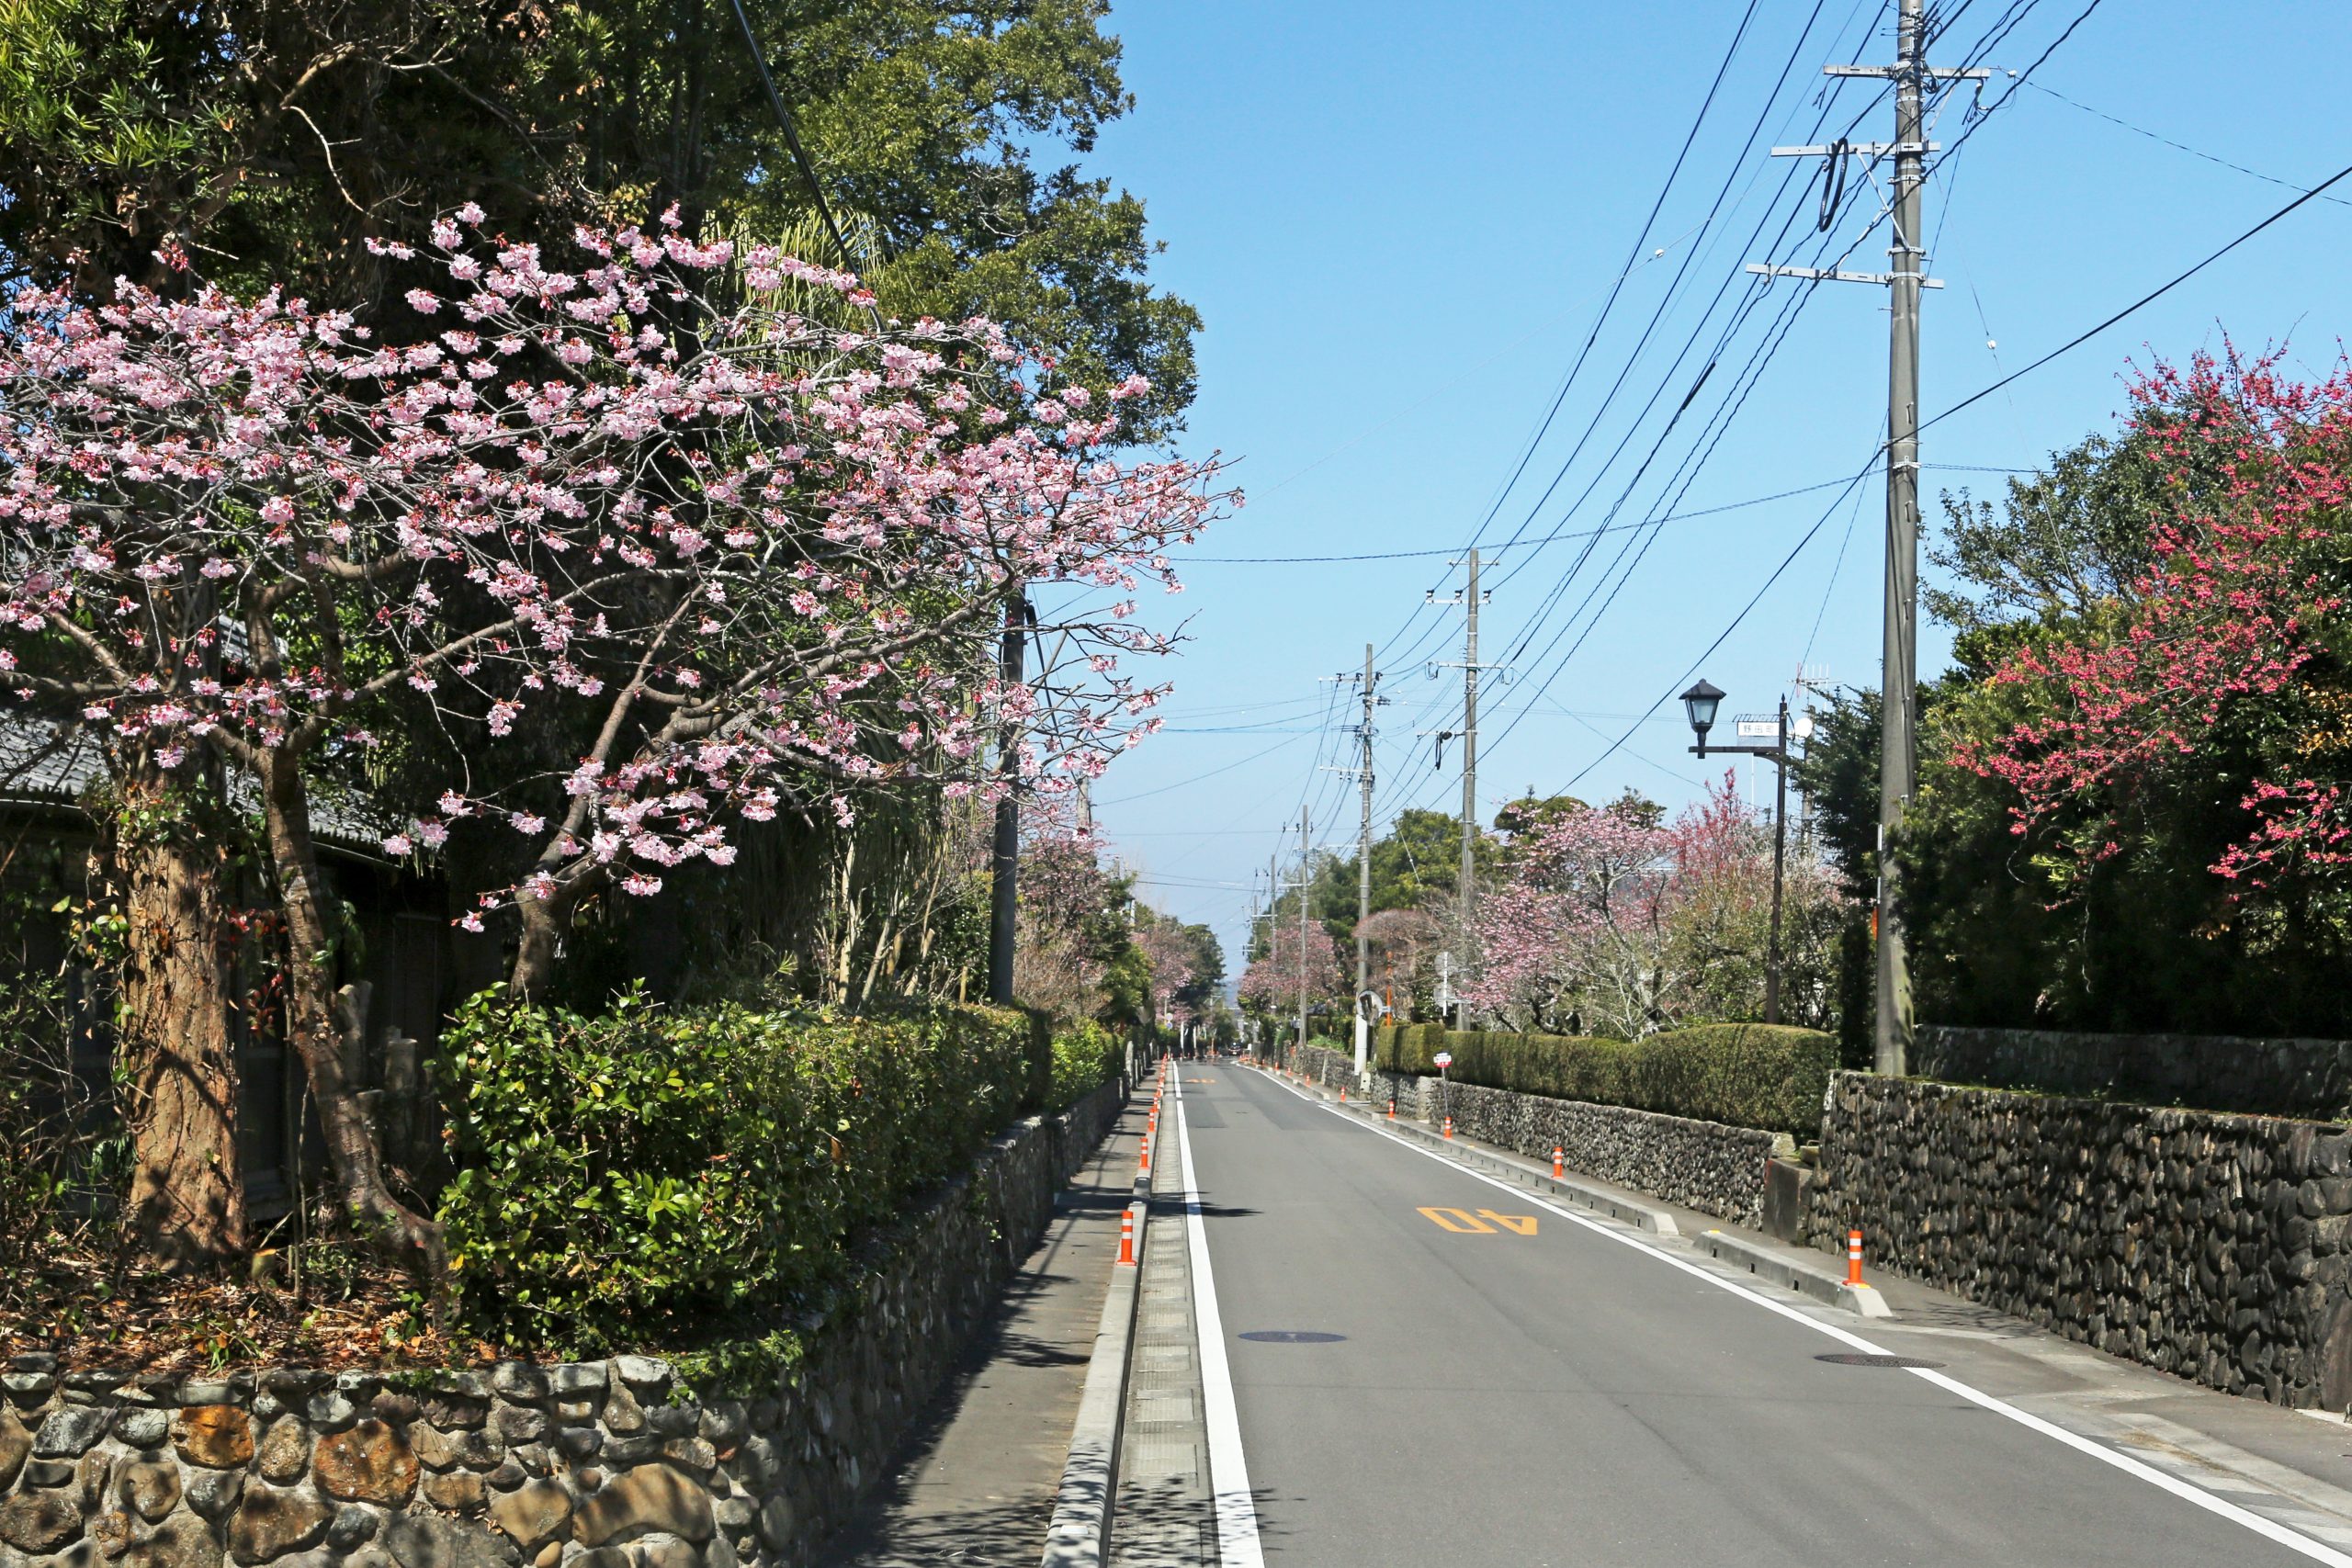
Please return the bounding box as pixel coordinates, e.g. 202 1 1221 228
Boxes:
1682 681 1792 1027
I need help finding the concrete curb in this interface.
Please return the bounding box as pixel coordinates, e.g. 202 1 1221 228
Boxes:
1039 1088 1153 1568
1694 1227 1893 1318
1275 1069 1682 1237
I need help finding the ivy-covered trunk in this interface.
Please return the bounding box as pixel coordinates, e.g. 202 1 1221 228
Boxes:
256 748 447 1292
109 777 245 1267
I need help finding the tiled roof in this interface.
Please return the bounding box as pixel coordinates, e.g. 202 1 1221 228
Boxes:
0 716 396 857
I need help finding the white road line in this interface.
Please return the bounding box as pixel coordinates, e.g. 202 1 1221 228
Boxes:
1250 1066 2352 1568
1173 1068 1265 1568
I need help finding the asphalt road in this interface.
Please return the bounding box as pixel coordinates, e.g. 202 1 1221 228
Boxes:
1172 1059 2344 1568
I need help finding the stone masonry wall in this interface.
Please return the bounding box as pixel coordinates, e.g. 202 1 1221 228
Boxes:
1917 1024 2352 1122
1271 1043 1775 1225
0 1079 1125 1568
1810 1071 2352 1410
1435 1079 1780 1226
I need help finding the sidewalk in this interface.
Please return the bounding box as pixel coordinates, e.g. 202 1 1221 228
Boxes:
818 1093 1147 1568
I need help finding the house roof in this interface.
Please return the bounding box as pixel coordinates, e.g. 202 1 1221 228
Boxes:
0 715 398 859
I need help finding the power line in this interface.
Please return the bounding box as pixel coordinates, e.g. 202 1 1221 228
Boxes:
1180 466 2029 562
2018 80 2352 209
1094 732 1310 806
1926 153 2352 435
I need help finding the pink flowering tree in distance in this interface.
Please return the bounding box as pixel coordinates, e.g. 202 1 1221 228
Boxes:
1469 777 1845 1034
1237 919 1343 1027
1012 801 1118 1020
1465 798 1675 1038
1132 918 1201 1027
0 209 1229 1277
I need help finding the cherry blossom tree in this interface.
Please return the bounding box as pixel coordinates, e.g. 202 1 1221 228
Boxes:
1464 798 1674 1038
1238 919 1343 1021
1012 804 1121 1021
1468 778 1846 1036
1132 919 1200 1025
0 209 1229 1277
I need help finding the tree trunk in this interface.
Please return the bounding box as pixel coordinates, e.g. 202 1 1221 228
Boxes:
510 893 563 1005
112 781 245 1268
255 749 447 1295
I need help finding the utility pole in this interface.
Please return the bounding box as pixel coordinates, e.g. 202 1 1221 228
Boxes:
1427 551 1497 1023
1747 0 1981 1076
1354 643 1378 1076
986 592 1029 1005
1458 550 1480 976
1875 1 1926 1079
1295 808 1312 1054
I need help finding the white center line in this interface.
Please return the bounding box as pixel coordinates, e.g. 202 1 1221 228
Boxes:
1251 1065 2352 1568
1173 1066 1265 1568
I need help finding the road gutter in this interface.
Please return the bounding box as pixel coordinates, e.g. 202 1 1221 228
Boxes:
1693 1226 1892 1317
1040 1105 1157 1568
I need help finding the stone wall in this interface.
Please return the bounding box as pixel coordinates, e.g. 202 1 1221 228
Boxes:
1434 1079 1781 1226
0 1079 1125 1568
1269 1042 1775 1225
1810 1071 2352 1409
1916 1024 2352 1121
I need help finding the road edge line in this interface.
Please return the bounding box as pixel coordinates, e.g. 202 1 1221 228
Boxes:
1039 1091 1150 1568
1175 1069 1266 1568
1247 1066 2352 1568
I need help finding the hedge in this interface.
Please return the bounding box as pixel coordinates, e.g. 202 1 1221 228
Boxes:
437 991 1116 1352
1047 1018 1122 1111
1373 1020 1833 1135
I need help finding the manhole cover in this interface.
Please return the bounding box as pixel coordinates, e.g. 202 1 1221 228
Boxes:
1815 1352 1942 1369
1238 1330 1346 1343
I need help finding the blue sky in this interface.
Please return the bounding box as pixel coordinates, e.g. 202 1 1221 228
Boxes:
1069 0 2352 980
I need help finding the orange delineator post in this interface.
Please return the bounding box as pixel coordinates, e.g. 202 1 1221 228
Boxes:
1847 1229 1864 1287
1443 1116 1453 1140
1139 1134 1151 1178
1117 1206 1137 1267
1552 1146 1565 1180
1386 1097 1396 1120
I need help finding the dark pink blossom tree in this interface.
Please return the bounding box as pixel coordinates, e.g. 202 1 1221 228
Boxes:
0 209 1228 1277
1962 353 2352 900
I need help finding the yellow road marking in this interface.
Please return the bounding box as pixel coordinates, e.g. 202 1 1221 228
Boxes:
1416 1206 1538 1235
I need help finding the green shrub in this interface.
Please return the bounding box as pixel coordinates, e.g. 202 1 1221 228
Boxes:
1047 1019 1122 1111
436 988 1034 1353
1381 1021 1833 1134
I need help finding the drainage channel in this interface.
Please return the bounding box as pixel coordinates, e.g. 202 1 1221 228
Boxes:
1108 1138 1215 1566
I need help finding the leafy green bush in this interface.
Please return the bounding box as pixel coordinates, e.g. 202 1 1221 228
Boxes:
1047 1019 1122 1111
1377 1021 1832 1134
436 989 1034 1352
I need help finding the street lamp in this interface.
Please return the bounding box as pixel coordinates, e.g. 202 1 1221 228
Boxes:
1680 680 1725 753
1683 681 1794 1026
